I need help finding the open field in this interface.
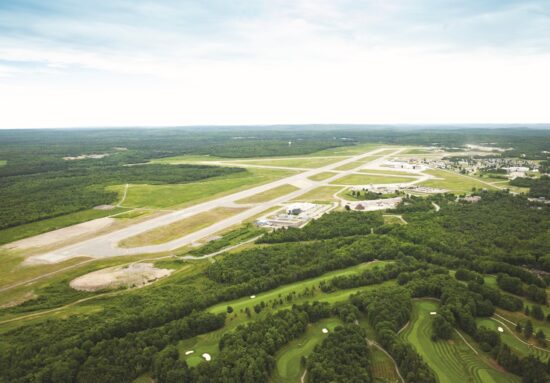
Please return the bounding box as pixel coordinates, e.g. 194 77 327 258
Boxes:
120 168 296 209
420 169 498 193
308 171 338 181
235 184 298 204
401 300 520 383
299 143 383 157
119 207 247 248
334 161 366 171
383 215 407 225
0 160 6 166
330 173 417 185
228 156 345 168
69 262 174 291
272 318 343 383
0 258 202 330
0 207 129 246
290 185 342 202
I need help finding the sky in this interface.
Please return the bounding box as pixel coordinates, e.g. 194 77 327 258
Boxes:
0 0 549 128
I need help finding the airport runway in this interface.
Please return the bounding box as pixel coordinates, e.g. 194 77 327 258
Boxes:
28 147 431 263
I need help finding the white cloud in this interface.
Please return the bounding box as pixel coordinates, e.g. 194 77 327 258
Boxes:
0 0 549 127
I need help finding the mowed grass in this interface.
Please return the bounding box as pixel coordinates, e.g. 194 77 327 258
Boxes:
401 300 519 383
272 318 343 383
120 168 296 209
177 262 393 368
485 275 550 340
301 143 383 157
420 169 498 194
370 345 401 383
383 215 406 225
334 161 366 171
235 184 298 204
290 186 342 203
0 207 129 246
119 207 248 248
476 318 550 362
330 174 417 185
0 160 6 166
308 171 338 181
208 261 390 314
228 156 345 169
209 261 392 316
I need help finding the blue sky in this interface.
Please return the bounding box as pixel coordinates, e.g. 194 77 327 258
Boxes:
0 0 549 127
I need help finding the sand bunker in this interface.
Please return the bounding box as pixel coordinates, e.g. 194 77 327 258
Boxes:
202 353 211 361
322 328 329 334
497 327 504 333
70 263 172 291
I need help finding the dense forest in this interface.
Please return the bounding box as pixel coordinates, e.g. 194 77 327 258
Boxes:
2 190 550 382
1 127 550 382
0 164 243 229
1 127 549 232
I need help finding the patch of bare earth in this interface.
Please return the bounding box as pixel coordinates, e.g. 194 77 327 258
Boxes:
70 263 173 292
0 292 37 308
5 217 116 251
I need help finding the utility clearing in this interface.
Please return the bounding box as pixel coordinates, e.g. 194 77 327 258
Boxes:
70 263 173 291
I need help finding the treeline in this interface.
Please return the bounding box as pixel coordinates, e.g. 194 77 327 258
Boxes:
390 191 550 273
351 287 436 383
0 164 242 229
496 273 547 304
402 269 549 382
153 302 332 383
258 211 385 243
2 311 226 383
3 191 550 382
510 176 550 199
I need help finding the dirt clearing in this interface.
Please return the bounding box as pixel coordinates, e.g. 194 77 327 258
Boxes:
70 263 173 291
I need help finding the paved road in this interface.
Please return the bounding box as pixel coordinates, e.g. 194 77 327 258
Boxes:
29 147 429 264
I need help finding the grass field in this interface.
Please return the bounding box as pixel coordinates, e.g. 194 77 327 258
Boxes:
120 168 296 209
176 262 393 369
272 318 343 383
0 207 129 246
420 169 498 194
370 345 401 383
401 300 520 383
208 261 392 316
112 209 152 220
308 171 338 181
383 215 406 225
133 374 153 383
0 160 6 166
301 143 383 157
476 318 550 362
228 156 344 168
119 207 247 248
484 275 550 340
235 184 298 204
334 161 365 171
330 174 417 185
290 186 342 203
